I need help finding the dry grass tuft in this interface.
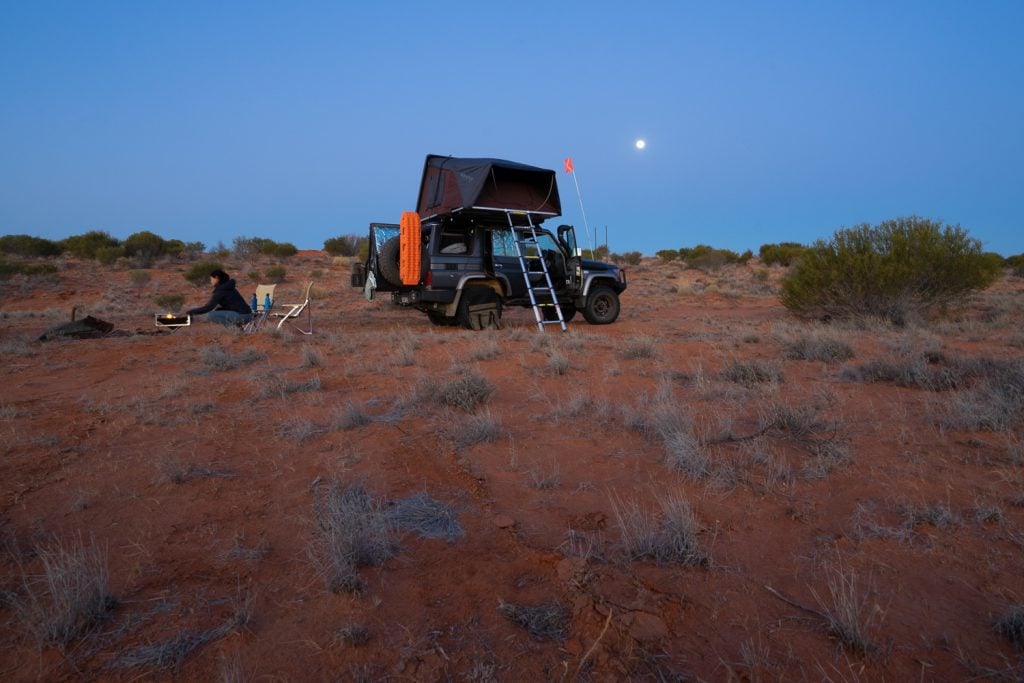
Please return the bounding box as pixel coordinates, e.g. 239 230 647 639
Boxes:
112 595 251 674
721 359 783 387
994 604 1024 650
809 561 882 657
14 534 115 649
610 492 709 566
497 600 569 641
437 370 494 412
391 492 463 541
311 480 397 593
453 410 502 447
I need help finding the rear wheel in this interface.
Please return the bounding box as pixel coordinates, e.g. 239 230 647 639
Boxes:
455 285 503 330
582 285 620 324
426 310 455 326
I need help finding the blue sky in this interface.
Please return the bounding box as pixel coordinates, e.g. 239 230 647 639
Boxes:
2 2 1022 255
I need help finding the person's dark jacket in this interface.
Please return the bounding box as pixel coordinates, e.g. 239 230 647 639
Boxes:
187 279 252 316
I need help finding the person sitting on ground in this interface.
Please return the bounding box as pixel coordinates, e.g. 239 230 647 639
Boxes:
186 269 253 327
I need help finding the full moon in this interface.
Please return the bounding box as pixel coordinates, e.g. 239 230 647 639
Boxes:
635 139 646 150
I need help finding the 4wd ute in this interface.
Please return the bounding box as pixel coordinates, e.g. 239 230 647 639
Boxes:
351 155 627 330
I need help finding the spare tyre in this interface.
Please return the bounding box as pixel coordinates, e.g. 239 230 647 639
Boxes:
379 237 403 286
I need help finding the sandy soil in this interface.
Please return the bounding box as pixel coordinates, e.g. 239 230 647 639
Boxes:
1 253 1022 681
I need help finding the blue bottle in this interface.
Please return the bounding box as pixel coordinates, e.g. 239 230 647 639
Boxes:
264 293 271 311
251 294 257 311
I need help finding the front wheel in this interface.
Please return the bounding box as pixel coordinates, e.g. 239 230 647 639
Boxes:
542 302 577 323
582 286 620 324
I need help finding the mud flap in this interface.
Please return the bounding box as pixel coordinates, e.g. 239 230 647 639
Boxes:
363 271 377 301
467 303 502 330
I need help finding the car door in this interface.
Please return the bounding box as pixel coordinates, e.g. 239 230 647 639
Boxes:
490 228 529 298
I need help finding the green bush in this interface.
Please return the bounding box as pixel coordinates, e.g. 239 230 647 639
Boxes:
95 245 125 265
679 244 751 271
759 242 808 267
655 249 678 262
622 251 643 266
235 236 297 258
154 293 185 311
1006 253 1024 278
183 261 223 286
129 270 151 285
264 266 287 283
59 231 120 259
123 230 168 262
0 234 62 257
780 216 1001 323
0 259 59 279
324 235 366 256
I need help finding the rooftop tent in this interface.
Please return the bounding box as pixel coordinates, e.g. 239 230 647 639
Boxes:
416 155 562 221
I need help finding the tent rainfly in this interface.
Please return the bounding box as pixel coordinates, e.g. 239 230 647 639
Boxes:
416 155 562 221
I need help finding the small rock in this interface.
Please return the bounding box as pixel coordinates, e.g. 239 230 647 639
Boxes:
628 612 668 642
493 514 515 529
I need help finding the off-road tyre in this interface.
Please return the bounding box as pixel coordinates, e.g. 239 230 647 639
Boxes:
455 285 503 330
582 285 620 324
542 302 577 323
379 237 403 287
426 310 455 326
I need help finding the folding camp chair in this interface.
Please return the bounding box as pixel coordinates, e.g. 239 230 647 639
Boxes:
271 281 314 335
242 283 276 333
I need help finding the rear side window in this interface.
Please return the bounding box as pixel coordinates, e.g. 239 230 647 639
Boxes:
437 229 474 255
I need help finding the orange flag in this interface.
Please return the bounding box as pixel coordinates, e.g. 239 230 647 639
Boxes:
563 157 574 174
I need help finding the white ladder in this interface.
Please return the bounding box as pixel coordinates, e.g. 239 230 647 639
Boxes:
507 212 566 332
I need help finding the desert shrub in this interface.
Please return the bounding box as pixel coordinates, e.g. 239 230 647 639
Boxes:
130 270 151 286
780 217 1001 323
0 260 59 279
1006 253 1024 278
264 266 287 283
0 234 62 257
324 234 366 257
236 236 297 258
655 249 679 262
183 261 224 286
59 230 120 259
123 230 169 262
621 251 643 266
154 293 185 311
759 242 808 267
182 241 205 258
95 245 125 265
680 244 751 271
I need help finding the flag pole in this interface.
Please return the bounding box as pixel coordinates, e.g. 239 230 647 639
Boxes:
564 158 594 254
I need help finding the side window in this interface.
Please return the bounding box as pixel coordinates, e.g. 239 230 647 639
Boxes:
536 234 558 252
437 229 473 255
491 230 518 257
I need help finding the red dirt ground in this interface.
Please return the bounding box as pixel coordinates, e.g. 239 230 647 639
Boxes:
1 253 1022 681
